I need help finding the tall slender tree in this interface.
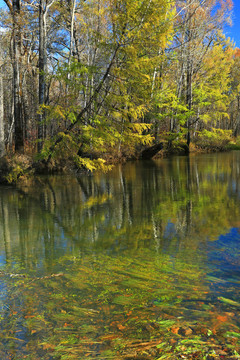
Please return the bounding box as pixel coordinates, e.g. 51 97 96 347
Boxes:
38 0 56 152
4 0 24 152
38 0 45 152
0 73 5 158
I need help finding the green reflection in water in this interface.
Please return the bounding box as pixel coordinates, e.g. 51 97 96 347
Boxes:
0 151 240 359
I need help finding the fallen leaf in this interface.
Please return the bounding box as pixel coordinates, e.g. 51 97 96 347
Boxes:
171 327 180 334
117 324 126 331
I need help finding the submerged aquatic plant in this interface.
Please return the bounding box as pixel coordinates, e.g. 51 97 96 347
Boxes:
0 249 240 359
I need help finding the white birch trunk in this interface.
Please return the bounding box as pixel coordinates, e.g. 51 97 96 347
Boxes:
0 74 5 158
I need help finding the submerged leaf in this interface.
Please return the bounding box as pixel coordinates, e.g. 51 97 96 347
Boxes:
218 297 240 307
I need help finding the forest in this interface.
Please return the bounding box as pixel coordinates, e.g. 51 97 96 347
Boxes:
0 0 239 179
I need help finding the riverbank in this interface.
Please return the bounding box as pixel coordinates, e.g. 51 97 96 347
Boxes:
0 134 239 185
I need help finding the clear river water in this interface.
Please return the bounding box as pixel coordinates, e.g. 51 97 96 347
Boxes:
0 151 240 359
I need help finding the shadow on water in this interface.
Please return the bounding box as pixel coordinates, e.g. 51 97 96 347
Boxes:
1 151 240 358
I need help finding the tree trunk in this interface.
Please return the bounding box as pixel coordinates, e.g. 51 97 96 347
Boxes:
12 0 24 153
38 0 45 153
185 0 192 152
140 143 163 159
68 0 76 65
186 56 192 149
0 74 5 158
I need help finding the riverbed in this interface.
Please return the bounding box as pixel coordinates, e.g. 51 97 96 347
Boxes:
0 152 240 359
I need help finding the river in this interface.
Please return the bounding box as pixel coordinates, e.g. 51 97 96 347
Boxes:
0 151 240 359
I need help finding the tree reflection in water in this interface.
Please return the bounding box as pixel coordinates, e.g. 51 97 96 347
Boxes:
0 152 240 358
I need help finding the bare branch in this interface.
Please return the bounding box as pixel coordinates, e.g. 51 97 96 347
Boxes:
3 0 13 12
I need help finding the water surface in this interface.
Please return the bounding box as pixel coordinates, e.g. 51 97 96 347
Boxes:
1 152 240 359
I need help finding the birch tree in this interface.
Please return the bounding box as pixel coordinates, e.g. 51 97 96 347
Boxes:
4 0 24 152
164 0 233 149
38 0 56 152
0 73 5 158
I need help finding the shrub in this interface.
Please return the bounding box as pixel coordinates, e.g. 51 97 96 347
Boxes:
194 128 232 151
